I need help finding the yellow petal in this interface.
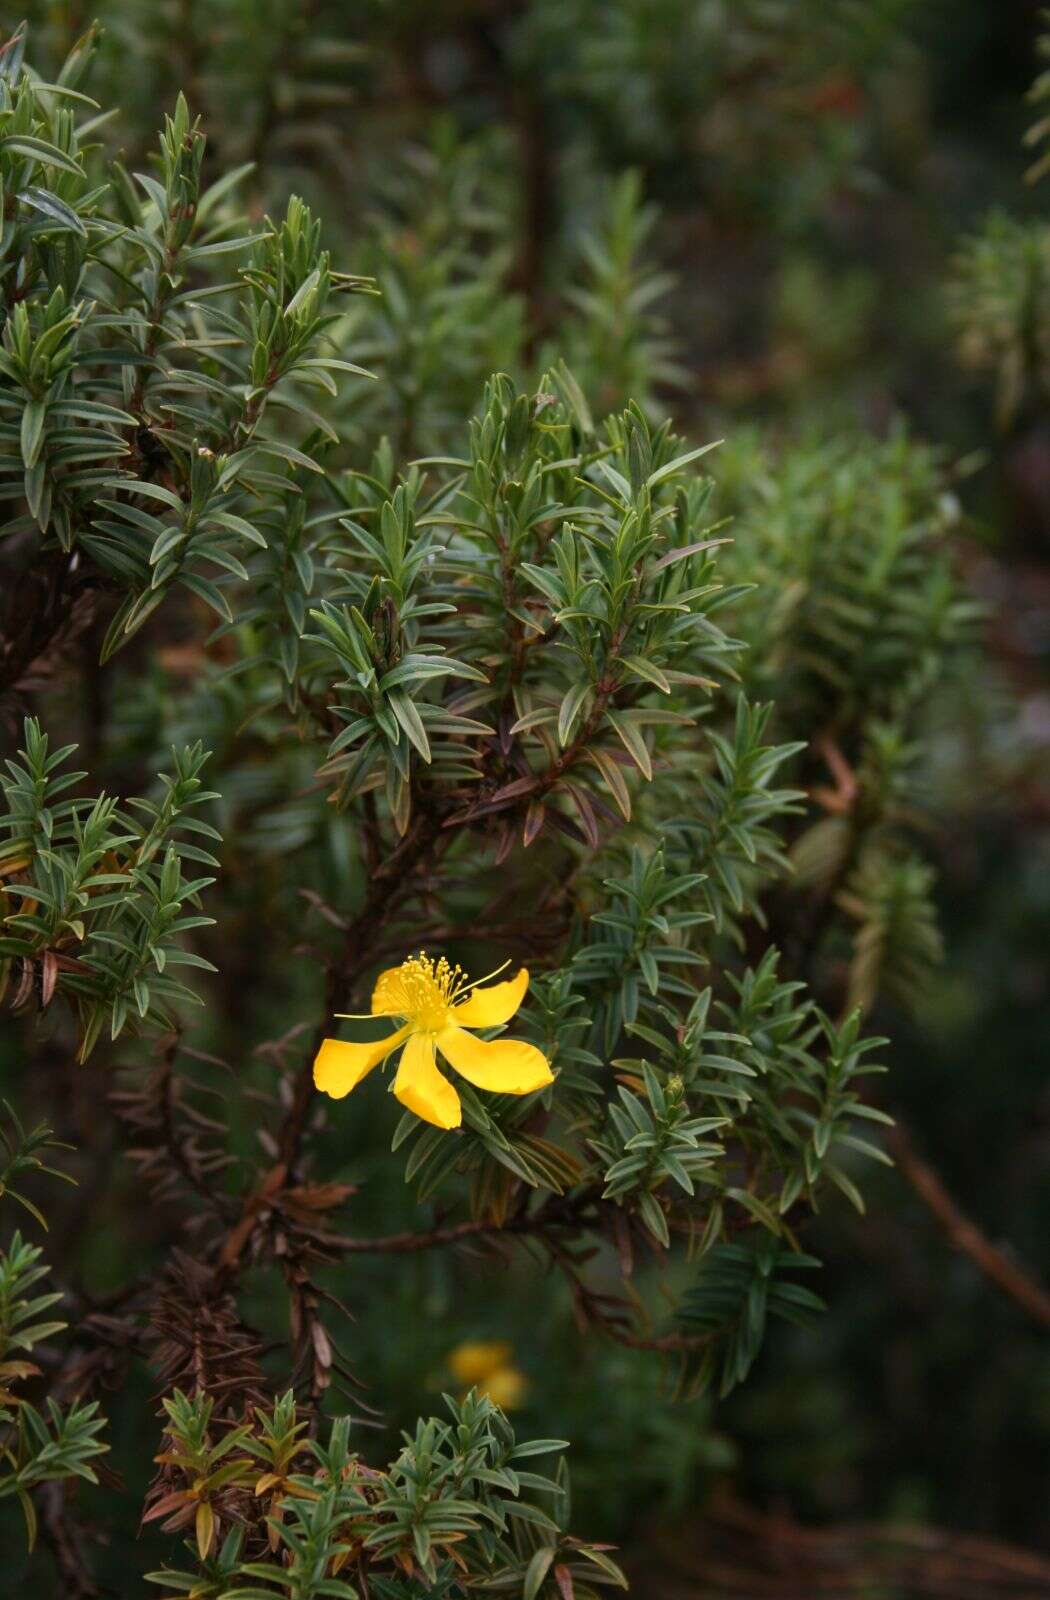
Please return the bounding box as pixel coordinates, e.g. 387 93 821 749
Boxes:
479 1365 527 1411
394 1032 462 1129
451 967 529 1029
448 1340 513 1383
371 967 406 1015
437 1026 553 1095
313 1027 408 1099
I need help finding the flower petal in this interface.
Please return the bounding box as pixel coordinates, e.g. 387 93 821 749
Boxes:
437 1025 553 1095
448 1341 513 1383
313 1027 408 1099
451 966 529 1028
394 1032 462 1129
371 967 407 1016
478 1365 527 1410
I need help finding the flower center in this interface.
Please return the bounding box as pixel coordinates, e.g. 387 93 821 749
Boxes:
378 952 464 1033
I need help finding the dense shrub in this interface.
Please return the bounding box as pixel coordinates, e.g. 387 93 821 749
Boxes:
1 7 1046 1598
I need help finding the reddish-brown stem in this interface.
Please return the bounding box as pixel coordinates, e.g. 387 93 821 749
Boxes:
887 1122 1050 1330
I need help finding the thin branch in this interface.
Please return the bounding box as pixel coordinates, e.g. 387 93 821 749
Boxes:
655 1491 1050 1600
329 1184 601 1255
37 1481 100 1600
325 1194 712 1355
888 1121 1050 1330
332 1217 508 1254
596 1322 709 1354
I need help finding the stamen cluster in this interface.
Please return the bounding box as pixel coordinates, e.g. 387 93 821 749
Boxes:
375 953 466 1031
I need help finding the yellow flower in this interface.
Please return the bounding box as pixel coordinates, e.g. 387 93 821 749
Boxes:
313 952 553 1130
478 1364 527 1410
447 1340 527 1411
447 1340 513 1384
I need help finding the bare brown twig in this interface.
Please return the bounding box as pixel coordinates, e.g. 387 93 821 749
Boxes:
778 788 1050 1337
887 1122 1050 1331
633 1491 1050 1600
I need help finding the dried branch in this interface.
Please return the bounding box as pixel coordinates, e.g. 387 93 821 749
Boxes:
37 1481 101 1600
888 1122 1050 1331
638 1492 1050 1600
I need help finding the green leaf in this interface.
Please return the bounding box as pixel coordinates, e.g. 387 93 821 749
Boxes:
388 689 431 762
20 401 46 470
1 135 83 176
645 440 722 489
620 654 670 693
19 185 86 234
558 680 590 747
524 1547 556 1600
606 709 652 780
17 1489 37 1551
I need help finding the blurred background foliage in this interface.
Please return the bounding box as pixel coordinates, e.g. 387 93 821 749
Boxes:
1 0 1048 1596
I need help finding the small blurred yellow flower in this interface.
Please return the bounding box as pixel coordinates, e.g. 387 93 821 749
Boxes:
447 1339 527 1411
448 1340 512 1384
313 953 553 1130
477 1364 527 1410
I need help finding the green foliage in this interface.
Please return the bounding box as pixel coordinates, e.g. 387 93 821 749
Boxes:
715 429 974 728
0 1096 73 1227
838 846 944 1016
551 170 684 417
341 125 524 459
0 1232 108 1529
1025 10 1050 184
710 433 975 1011
516 0 915 210
0 1102 108 1549
950 212 1050 430
146 1390 625 1599
572 847 709 1054
659 696 806 941
677 1239 825 1397
1 718 220 1057
591 1064 727 1248
0 7 1024 1594
0 46 372 669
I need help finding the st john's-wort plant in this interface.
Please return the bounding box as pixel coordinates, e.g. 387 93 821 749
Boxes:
0 16 985 1596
